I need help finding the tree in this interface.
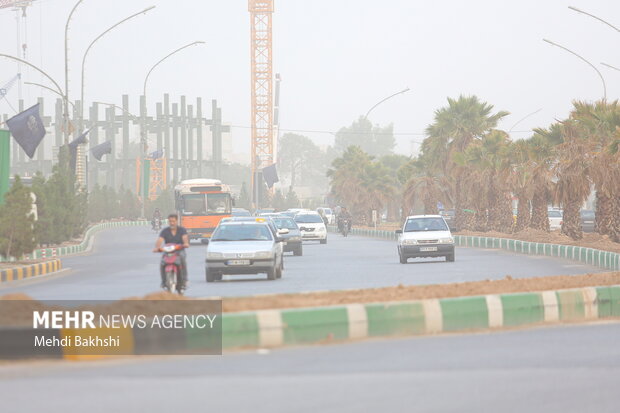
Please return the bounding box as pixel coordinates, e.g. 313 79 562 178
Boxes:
424 95 509 230
0 176 36 259
278 133 326 190
285 188 300 209
272 189 286 211
334 117 395 157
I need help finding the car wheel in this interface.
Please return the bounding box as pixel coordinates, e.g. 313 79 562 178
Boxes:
399 252 407 264
276 261 283 279
446 253 455 262
294 245 303 256
206 269 217 282
267 266 277 280
320 238 327 244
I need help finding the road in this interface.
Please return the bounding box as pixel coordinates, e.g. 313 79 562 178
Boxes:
1 322 619 412
0 226 604 300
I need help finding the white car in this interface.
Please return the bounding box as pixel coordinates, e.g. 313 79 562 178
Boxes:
294 213 328 244
317 207 335 224
548 209 563 230
396 215 455 263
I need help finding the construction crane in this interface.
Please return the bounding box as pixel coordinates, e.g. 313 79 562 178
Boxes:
0 0 36 101
249 0 274 206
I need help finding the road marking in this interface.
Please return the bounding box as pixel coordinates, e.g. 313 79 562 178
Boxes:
422 299 443 333
346 304 368 339
542 291 559 322
485 295 503 328
256 310 283 347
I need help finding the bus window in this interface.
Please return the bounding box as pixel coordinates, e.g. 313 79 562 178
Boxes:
207 193 231 214
182 194 206 215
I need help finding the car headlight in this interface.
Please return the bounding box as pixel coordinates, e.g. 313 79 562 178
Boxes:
440 237 454 244
402 239 418 245
317 227 326 232
207 251 223 259
254 251 272 259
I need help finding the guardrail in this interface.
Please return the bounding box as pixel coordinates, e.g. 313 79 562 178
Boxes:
328 225 620 271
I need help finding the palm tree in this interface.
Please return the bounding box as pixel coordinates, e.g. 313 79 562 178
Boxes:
424 95 509 230
528 126 561 232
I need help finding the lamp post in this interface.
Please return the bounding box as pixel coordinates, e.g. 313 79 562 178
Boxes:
25 81 76 111
543 39 606 100
601 62 620 72
64 0 87 144
568 6 620 32
0 53 64 98
139 41 206 218
364 87 410 119
80 6 155 129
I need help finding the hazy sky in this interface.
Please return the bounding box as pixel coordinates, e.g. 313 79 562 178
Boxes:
1 0 620 161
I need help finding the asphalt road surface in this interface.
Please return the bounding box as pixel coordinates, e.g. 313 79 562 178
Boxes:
1 322 619 412
0 226 604 300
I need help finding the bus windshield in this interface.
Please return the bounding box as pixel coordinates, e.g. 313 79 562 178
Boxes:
181 193 231 216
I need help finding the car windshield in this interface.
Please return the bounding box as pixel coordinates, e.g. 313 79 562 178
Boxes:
324 208 332 214
295 214 323 223
211 224 273 241
581 211 595 219
273 217 298 230
548 211 562 218
404 217 448 232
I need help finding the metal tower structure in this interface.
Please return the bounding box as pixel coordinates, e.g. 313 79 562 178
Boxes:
249 0 274 205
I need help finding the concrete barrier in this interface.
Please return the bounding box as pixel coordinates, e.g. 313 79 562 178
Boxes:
0 259 62 283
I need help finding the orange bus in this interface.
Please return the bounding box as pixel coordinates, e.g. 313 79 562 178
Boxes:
174 179 233 242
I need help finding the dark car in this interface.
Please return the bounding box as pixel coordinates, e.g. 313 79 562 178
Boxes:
440 209 457 231
271 216 303 256
580 210 595 233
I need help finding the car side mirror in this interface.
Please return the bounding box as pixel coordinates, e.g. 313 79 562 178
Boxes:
395 229 402 234
278 228 290 235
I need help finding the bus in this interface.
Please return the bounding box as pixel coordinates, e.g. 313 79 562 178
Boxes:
174 178 233 241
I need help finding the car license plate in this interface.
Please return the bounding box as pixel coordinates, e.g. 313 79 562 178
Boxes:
227 259 250 266
420 247 437 252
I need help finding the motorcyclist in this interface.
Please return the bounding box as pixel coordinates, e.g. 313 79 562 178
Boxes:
152 208 162 230
337 207 353 234
153 213 190 290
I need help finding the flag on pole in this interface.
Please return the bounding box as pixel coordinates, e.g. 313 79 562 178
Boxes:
262 163 279 188
68 129 91 173
6 103 46 159
91 140 112 161
0 130 10 205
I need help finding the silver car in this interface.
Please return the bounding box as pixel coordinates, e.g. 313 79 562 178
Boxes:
204 221 285 282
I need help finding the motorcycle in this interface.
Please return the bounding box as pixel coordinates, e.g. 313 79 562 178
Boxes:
152 217 162 232
339 218 351 237
159 244 185 294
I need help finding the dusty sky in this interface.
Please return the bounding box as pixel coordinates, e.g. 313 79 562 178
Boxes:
1 0 619 161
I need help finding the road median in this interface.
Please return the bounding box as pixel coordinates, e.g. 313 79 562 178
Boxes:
0 259 62 284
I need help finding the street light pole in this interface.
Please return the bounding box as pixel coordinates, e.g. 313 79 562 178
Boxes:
25 81 76 110
140 40 206 218
64 0 87 144
601 62 620 72
543 39 607 100
508 108 543 134
0 53 64 97
80 6 156 129
568 6 620 32
364 87 410 119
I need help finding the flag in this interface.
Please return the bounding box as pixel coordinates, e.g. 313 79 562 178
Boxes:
149 149 164 159
6 103 46 159
91 140 112 161
68 129 91 173
262 163 279 188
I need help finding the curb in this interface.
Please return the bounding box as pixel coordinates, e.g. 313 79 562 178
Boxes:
222 284 620 349
328 226 620 271
0 259 62 283
3 284 620 359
